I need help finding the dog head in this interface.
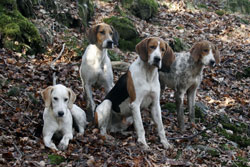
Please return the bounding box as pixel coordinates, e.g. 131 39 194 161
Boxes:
135 37 175 70
87 23 119 49
190 40 220 67
41 84 76 118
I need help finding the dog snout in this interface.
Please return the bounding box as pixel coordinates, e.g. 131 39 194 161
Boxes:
107 40 113 48
154 57 161 63
58 111 64 117
209 60 215 67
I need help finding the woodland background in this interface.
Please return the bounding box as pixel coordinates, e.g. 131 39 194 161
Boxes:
0 0 249 166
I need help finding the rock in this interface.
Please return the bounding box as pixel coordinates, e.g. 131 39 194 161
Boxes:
0 0 42 54
169 37 188 52
111 61 130 72
122 0 159 20
104 16 141 51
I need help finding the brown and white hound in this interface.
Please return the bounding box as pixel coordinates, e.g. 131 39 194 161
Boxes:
159 40 220 131
80 23 119 121
95 37 175 149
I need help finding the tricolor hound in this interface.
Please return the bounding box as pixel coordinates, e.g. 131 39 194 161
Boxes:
80 23 119 122
41 84 87 150
95 37 175 149
159 40 220 131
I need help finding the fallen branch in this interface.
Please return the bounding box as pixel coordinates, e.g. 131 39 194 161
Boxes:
0 96 15 109
167 120 218 140
50 43 65 85
111 61 130 72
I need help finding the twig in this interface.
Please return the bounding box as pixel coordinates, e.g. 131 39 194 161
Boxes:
50 43 65 85
13 143 23 160
167 120 218 140
144 156 153 167
0 96 15 109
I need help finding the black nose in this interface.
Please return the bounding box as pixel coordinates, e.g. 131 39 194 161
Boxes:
154 57 161 63
107 40 113 48
58 111 64 117
210 60 215 67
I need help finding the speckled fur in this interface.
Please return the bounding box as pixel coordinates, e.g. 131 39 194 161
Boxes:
159 41 219 131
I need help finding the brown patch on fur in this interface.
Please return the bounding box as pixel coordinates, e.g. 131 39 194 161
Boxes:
127 71 136 103
94 111 99 127
212 45 220 64
41 86 53 108
87 23 114 47
190 41 211 62
162 42 175 70
136 38 151 62
67 88 76 110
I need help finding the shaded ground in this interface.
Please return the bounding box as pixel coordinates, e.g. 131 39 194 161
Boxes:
0 1 249 166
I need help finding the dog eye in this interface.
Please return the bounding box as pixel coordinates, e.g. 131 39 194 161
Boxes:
161 48 165 52
64 98 68 102
204 49 209 52
110 32 113 36
150 46 156 49
100 31 105 34
53 97 58 101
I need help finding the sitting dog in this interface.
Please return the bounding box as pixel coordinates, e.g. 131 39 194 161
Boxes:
95 37 175 149
159 40 220 131
41 84 87 150
80 23 119 122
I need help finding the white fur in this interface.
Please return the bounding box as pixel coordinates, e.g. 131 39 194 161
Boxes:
80 44 114 120
96 40 172 149
42 84 87 150
202 48 215 66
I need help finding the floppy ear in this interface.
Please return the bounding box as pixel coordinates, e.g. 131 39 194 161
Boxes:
190 42 202 62
135 38 149 62
111 26 119 46
213 45 220 64
67 88 76 110
161 43 175 72
87 25 100 44
41 86 53 108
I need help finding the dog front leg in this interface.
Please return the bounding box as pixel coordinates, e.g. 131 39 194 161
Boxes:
131 102 149 149
58 133 73 151
151 100 172 149
95 100 112 135
187 86 197 124
43 132 57 150
84 84 95 122
175 91 185 131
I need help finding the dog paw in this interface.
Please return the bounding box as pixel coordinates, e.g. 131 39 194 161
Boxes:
162 140 173 150
58 143 68 151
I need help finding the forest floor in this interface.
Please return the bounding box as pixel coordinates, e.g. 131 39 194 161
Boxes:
0 1 249 166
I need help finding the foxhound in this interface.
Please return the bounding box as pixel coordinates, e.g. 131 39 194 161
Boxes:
41 84 87 150
159 40 220 131
95 37 175 149
80 23 119 122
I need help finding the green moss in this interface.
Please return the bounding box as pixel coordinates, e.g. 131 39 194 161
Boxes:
48 154 66 165
104 16 140 51
226 0 250 14
217 127 250 147
215 10 225 16
207 149 220 157
195 106 206 122
0 0 42 53
7 87 20 97
108 50 121 61
169 37 187 52
122 0 158 20
104 16 138 40
78 0 94 28
197 4 208 9
162 102 176 113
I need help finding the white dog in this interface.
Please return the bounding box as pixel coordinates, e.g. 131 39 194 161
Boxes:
80 23 119 121
41 84 87 150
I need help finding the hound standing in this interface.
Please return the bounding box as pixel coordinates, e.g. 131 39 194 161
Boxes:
95 37 175 149
41 84 87 150
159 40 220 131
80 23 119 121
